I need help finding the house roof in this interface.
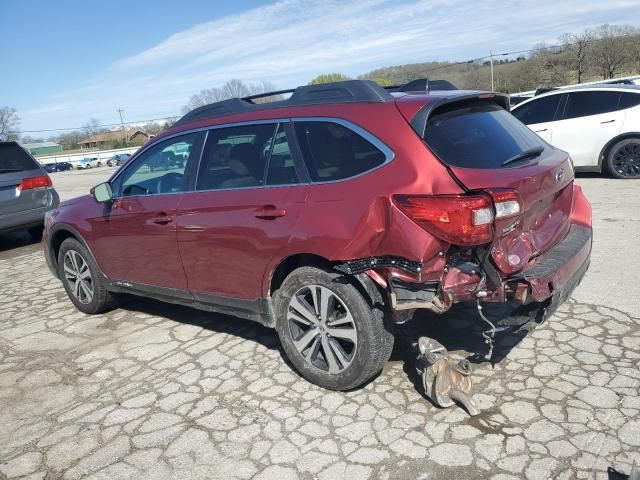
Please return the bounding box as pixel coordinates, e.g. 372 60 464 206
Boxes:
78 128 148 145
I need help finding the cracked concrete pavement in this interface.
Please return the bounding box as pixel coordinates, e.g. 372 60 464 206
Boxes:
0 169 638 479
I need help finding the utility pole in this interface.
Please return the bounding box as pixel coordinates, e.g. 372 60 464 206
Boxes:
117 108 129 145
490 50 495 91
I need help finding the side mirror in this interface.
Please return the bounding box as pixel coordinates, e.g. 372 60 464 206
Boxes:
91 182 113 203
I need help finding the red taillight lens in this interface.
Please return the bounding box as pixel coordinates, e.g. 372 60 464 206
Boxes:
18 175 52 191
393 194 494 246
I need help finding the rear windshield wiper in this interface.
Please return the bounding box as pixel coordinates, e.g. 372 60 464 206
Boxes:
502 146 544 166
0 168 22 173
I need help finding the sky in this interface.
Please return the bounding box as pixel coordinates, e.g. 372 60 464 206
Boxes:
1 0 639 135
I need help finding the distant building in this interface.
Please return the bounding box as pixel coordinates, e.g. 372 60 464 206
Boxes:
78 128 150 149
21 142 63 156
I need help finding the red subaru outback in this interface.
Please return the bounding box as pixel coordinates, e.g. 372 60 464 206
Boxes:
43 80 591 391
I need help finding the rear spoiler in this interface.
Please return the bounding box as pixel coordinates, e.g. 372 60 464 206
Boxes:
409 92 511 138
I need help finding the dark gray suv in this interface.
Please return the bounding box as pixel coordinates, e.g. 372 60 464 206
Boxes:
0 142 60 236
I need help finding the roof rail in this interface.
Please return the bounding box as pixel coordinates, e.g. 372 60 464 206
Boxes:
174 80 393 127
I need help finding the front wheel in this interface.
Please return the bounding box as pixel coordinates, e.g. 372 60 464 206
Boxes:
274 266 394 391
57 238 114 314
606 138 640 179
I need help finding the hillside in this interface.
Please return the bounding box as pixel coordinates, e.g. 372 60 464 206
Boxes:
356 24 640 93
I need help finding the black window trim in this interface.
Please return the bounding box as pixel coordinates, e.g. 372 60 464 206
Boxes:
110 117 395 195
190 117 394 193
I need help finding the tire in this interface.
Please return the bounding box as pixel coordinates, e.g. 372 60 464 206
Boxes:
274 266 394 391
57 238 114 314
605 138 640 179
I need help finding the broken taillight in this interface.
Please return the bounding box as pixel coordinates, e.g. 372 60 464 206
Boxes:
18 175 52 190
490 189 521 219
393 194 494 246
393 189 522 246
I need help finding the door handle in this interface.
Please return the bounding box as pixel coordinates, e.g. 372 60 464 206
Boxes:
152 213 173 225
534 128 548 132
600 119 615 124
254 205 286 219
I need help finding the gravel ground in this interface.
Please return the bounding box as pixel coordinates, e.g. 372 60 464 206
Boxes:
0 169 638 480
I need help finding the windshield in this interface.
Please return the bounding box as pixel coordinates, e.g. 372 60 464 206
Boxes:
422 101 547 169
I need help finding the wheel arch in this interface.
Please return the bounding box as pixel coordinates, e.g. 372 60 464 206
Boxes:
268 253 334 298
598 131 640 171
267 253 389 312
49 224 102 276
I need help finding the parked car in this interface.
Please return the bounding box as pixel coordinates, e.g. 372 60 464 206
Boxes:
43 162 73 173
57 161 74 171
43 80 592 391
511 85 640 178
77 157 100 169
107 153 131 167
1 141 59 237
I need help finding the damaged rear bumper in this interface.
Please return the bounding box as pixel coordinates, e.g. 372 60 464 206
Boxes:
353 222 591 315
508 223 591 312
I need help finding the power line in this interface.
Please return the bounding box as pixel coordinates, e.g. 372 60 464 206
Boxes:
422 42 568 75
16 115 178 135
13 38 596 136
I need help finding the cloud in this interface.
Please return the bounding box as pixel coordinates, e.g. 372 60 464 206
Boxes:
21 0 640 131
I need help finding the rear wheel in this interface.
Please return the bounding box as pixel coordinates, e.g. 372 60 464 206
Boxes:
275 266 393 391
606 138 640 179
58 238 114 314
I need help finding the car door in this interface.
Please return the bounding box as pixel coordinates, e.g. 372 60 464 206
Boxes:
177 121 309 302
90 131 204 291
549 90 625 168
511 93 563 143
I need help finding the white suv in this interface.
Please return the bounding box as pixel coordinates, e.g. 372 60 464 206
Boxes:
511 85 640 178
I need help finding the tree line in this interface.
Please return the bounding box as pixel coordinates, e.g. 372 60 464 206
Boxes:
359 24 640 93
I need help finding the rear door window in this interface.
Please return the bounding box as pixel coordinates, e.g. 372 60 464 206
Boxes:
423 101 547 169
0 142 40 173
196 123 277 190
511 95 562 125
294 121 387 182
563 91 621 120
618 92 640 110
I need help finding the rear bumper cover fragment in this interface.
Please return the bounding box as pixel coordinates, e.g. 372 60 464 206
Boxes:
511 224 592 303
336 256 422 275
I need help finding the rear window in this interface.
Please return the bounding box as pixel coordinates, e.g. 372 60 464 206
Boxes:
0 142 40 172
423 102 546 169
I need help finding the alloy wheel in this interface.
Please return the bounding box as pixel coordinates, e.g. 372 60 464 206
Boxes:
287 285 358 374
612 142 640 178
63 250 94 304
